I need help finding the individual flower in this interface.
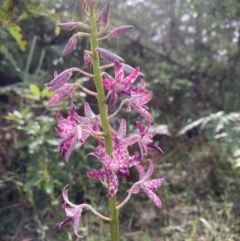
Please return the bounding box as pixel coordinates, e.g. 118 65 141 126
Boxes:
127 92 153 122
56 107 91 162
128 160 165 207
103 61 148 106
87 145 141 196
59 185 83 238
129 121 163 160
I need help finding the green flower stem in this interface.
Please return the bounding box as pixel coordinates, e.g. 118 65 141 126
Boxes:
89 5 119 241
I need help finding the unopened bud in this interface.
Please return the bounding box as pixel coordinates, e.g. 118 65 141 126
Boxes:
96 47 125 63
79 0 88 15
84 52 92 71
58 22 79 31
97 2 110 26
103 72 115 81
108 25 134 38
87 0 98 6
45 69 73 91
121 63 145 77
48 84 75 105
62 35 77 56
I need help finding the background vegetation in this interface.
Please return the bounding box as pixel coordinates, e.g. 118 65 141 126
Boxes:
1 0 240 240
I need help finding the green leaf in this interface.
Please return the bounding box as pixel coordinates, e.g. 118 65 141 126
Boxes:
14 139 33 149
18 12 30 21
27 3 41 13
41 87 54 98
0 0 13 23
23 176 42 190
45 180 54 194
5 23 27 51
0 44 21 72
29 84 41 98
23 94 40 100
54 25 61 37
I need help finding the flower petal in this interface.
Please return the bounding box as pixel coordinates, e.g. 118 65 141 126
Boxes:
114 61 124 83
73 208 83 238
136 164 145 180
118 119 126 138
59 217 73 229
108 172 119 196
87 168 110 180
58 135 77 162
84 102 95 118
141 159 154 182
136 121 147 137
109 90 118 106
144 177 165 190
122 66 139 85
142 187 162 208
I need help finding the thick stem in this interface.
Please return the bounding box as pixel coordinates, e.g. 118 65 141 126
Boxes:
89 5 119 241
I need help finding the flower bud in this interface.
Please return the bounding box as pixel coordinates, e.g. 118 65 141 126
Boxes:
108 25 134 38
96 47 124 63
79 0 88 15
48 84 75 105
62 35 77 56
45 69 73 91
121 63 145 77
58 22 79 31
84 52 92 71
97 2 110 26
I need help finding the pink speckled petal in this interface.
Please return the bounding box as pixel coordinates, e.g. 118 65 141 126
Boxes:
132 92 153 105
109 90 118 106
87 168 110 180
132 104 153 122
144 177 165 190
122 66 139 85
142 187 162 208
136 165 145 180
84 102 95 118
73 208 83 238
136 121 147 137
108 172 119 196
128 185 140 194
103 80 115 91
118 119 126 138
114 61 124 83
58 135 77 162
127 155 141 167
141 159 154 182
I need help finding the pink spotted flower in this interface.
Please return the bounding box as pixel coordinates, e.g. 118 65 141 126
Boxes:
127 92 153 122
59 185 83 238
128 160 165 208
129 121 163 161
87 145 141 196
56 107 91 162
103 61 148 106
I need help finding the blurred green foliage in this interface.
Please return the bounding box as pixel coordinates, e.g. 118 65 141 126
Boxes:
1 0 240 240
